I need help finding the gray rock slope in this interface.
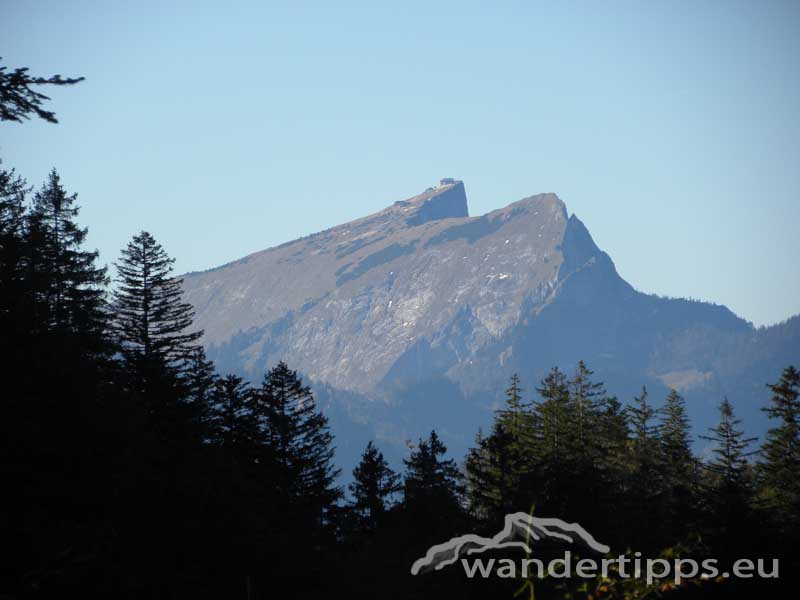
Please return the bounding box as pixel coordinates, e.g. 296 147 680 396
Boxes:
182 181 798 466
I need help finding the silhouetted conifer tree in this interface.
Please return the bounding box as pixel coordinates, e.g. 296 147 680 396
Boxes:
114 231 201 397
495 373 537 473
567 360 604 461
348 441 401 534
594 394 630 546
700 398 757 554
758 366 800 532
0 164 28 348
561 362 609 527
27 169 108 344
403 430 465 545
466 373 537 525
465 422 520 526
657 389 697 541
253 361 341 563
532 367 571 515
626 386 665 549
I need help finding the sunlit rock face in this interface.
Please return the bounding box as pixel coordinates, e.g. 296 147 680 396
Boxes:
182 180 798 464
182 181 571 393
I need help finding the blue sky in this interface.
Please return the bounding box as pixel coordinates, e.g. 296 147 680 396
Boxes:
3 0 798 326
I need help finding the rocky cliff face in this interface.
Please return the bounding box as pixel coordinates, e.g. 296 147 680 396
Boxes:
183 181 573 392
182 181 798 465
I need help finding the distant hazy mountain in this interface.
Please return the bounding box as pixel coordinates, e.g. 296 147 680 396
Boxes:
182 180 799 468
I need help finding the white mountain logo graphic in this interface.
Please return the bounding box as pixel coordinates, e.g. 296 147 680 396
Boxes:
411 513 611 575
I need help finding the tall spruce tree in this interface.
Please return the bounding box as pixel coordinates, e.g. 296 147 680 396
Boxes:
402 431 465 551
595 394 630 546
758 366 800 530
658 390 693 475
465 423 518 525
0 165 28 348
0 164 25 237
404 430 464 538
627 386 665 548
114 231 201 392
532 367 571 515
700 398 757 551
203 372 268 583
254 362 341 535
658 389 697 540
597 395 629 475
494 373 537 513
567 360 604 461
27 169 108 346
465 428 493 521
564 362 608 525
348 441 401 534
0 165 27 279
629 386 660 455
496 373 530 437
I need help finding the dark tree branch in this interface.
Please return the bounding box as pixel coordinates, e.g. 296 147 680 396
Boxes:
0 58 84 124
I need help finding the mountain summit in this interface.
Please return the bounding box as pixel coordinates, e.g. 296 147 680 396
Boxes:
182 181 798 462
183 180 577 392
401 179 469 225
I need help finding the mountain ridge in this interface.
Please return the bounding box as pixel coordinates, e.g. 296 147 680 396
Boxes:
181 180 797 466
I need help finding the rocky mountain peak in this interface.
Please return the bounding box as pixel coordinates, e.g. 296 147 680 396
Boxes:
401 179 469 226
180 180 790 469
